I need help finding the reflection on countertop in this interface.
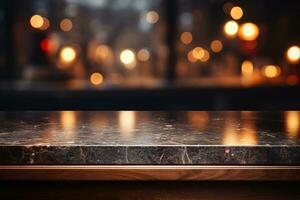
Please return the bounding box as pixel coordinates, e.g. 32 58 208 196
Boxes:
0 111 299 146
0 111 299 165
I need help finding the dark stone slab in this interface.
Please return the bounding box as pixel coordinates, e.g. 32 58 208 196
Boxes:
0 111 299 165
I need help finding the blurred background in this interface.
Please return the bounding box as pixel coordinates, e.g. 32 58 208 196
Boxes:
0 0 300 110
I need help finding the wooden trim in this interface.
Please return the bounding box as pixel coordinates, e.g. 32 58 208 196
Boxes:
1 165 300 181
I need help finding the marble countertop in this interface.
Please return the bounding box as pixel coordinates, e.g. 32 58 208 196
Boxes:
0 111 299 165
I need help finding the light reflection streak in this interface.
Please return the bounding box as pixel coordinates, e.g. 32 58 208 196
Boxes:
285 111 300 140
187 111 209 130
61 111 76 134
223 113 257 146
118 111 136 137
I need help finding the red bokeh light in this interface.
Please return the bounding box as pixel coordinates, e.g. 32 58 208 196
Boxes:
40 39 51 53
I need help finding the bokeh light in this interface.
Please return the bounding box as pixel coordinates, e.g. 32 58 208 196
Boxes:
40 17 50 30
210 40 223 53
60 18 73 32
241 60 254 77
238 22 260 41
224 20 239 38
286 46 300 64
187 50 197 63
192 47 205 60
189 47 210 62
60 46 76 64
90 72 103 86
146 11 159 24
200 49 210 62
120 49 136 69
230 6 243 20
263 65 281 78
120 49 135 64
180 32 193 45
40 39 52 53
30 14 44 29
137 49 150 62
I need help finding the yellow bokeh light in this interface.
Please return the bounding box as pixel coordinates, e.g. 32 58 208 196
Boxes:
238 22 260 41
241 60 254 77
120 49 135 64
200 49 210 62
286 46 300 63
263 65 281 78
60 18 73 32
189 47 210 62
210 40 223 53
224 20 239 38
230 6 243 20
30 14 44 29
180 32 193 45
90 72 103 86
146 11 159 24
120 49 136 69
192 47 205 60
60 46 76 64
187 50 197 63
137 49 150 62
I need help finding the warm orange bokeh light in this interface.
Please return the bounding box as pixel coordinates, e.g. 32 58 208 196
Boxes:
192 47 205 60
230 6 243 20
188 47 210 62
263 65 281 78
137 49 150 62
238 23 260 41
200 49 210 62
180 32 193 45
30 14 44 29
90 72 103 86
241 60 254 77
286 46 300 64
187 50 197 63
39 17 50 30
60 46 76 64
210 40 223 53
120 49 136 69
60 18 73 32
224 20 239 38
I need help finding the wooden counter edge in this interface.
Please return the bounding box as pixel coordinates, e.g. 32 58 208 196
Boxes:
1 165 300 181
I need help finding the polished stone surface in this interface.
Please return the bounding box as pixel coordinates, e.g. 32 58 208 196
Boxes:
0 111 299 165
